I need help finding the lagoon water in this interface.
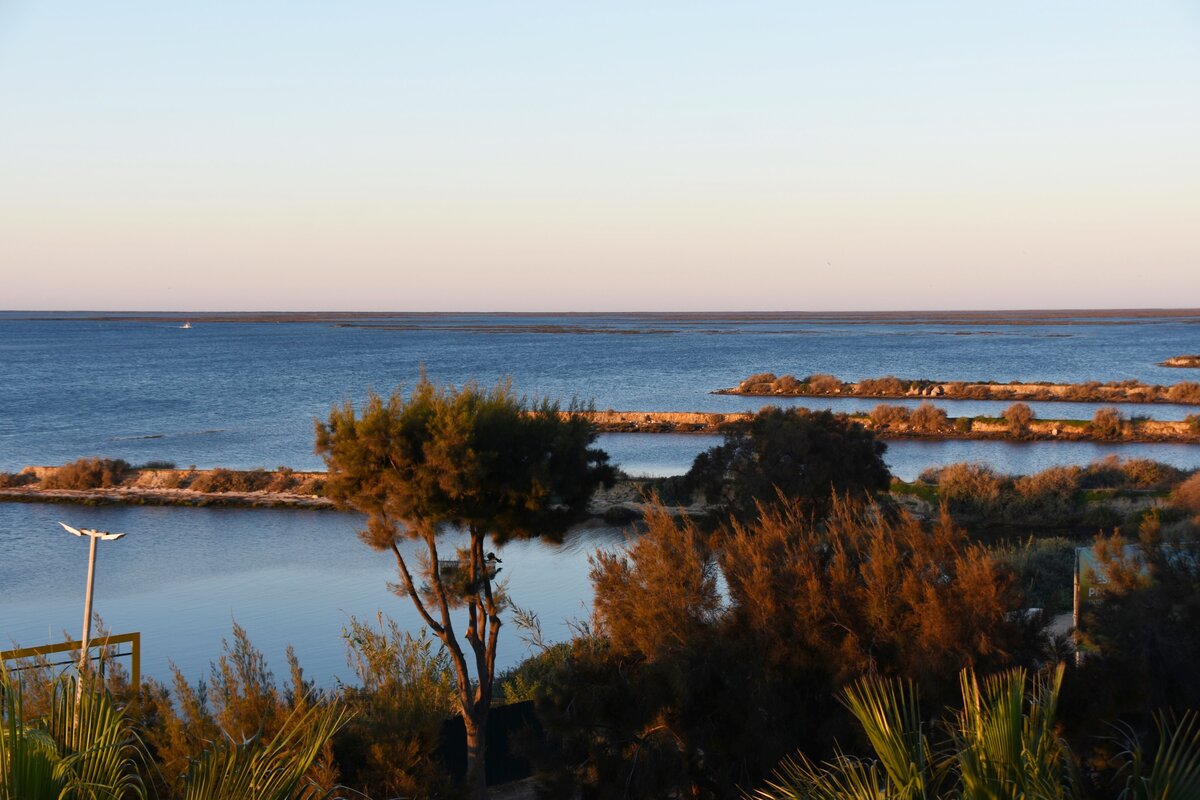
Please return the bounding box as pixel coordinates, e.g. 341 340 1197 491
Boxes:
1 311 1198 683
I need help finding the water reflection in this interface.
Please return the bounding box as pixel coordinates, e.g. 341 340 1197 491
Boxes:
0 502 630 686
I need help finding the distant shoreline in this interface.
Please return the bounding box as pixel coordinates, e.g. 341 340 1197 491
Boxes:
4 308 1200 327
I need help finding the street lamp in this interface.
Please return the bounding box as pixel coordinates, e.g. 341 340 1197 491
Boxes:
59 522 126 678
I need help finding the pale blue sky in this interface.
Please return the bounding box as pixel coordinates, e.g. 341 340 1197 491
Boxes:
1 2 1197 311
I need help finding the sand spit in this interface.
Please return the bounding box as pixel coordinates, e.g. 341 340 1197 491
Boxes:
1160 355 1200 368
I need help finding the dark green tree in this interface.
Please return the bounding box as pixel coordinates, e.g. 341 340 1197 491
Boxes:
315 377 613 798
683 407 889 521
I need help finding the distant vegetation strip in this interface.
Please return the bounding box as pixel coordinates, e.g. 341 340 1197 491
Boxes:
572 407 1200 442
0 461 335 509
718 371 1200 405
1161 354 1200 368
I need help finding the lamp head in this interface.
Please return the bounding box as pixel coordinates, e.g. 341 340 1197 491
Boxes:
59 522 127 541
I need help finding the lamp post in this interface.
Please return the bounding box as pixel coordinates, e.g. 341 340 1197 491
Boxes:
59 522 126 678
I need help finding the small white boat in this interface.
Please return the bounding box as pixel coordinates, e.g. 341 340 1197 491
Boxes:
180 322 192 329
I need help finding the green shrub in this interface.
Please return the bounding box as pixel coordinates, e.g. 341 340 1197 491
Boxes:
42 458 131 489
994 537 1076 611
136 460 176 470
954 416 973 433
1187 413 1200 434
334 614 456 797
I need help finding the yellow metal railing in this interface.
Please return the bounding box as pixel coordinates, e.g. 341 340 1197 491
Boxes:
1 632 141 688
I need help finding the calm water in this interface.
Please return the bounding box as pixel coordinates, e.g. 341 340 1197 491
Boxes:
1 312 1198 682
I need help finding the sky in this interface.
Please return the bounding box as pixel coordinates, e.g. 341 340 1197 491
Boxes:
1 2 1197 311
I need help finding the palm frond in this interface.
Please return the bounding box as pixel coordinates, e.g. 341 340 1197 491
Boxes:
1121 710 1200 800
841 674 933 798
1 666 146 800
955 664 1073 800
180 700 350 800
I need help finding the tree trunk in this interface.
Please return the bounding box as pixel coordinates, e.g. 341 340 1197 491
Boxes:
464 708 488 799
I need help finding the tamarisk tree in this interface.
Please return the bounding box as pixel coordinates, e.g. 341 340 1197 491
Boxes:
315 377 613 798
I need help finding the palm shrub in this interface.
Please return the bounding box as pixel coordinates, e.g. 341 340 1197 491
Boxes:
0 668 147 799
751 666 1075 800
1119 711 1200 800
178 701 349 800
753 665 1200 800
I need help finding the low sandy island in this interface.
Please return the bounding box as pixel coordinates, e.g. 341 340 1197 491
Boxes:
0 465 687 521
1160 355 1200 369
716 373 1200 405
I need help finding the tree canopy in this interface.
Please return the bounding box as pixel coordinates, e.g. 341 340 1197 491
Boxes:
682 406 890 521
314 376 614 798
315 377 615 545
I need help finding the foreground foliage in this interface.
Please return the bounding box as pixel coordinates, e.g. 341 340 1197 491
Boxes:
753 665 1200 800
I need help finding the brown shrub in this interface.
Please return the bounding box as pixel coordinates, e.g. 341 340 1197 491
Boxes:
42 458 131 489
1173 472 1200 513
954 416 973 433
294 476 326 496
738 373 777 392
1064 381 1103 401
1015 466 1081 499
858 376 907 395
1166 382 1200 405
769 375 803 393
1118 458 1186 490
933 462 1006 512
719 499 1027 686
1188 414 1200 434
804 373 842 394
961 384 992 400
909 401 949 432
0 471 36 488
188 468 271 493
870 404 911 428
1002 402 1035 435
1090 407 1125 439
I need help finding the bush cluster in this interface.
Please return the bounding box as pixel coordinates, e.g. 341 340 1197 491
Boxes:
1002 401 1035 435
41 457 131 489
1089 407 1125 439
1166 381 1200 404
869 403 911 428
0 470 36 488
909 401 948 432
916 457 1193 526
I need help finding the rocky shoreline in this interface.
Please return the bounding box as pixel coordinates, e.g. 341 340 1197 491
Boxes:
715 372 1200 405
